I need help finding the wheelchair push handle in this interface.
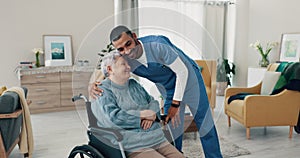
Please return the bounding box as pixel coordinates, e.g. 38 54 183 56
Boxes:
160 114 172 124
72 94 89 102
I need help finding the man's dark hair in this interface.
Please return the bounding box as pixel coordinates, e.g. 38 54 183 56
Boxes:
110 25 133 42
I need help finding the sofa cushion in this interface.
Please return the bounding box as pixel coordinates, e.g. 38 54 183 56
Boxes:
261 71 281 95
0 91 21 114
0 87 27 114
0 87 26 152
226 100 244 118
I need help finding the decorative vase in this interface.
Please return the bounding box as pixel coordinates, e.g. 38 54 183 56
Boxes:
35 53 40 67
259 56 269 67
216 82 228 96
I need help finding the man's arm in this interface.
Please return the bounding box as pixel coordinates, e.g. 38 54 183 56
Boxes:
88 69 105 100
154 37 189 104
165 57 188 126
167 57 188 102
156 39 189 125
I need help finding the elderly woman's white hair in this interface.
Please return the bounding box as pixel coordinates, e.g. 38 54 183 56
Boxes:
101 51 121 77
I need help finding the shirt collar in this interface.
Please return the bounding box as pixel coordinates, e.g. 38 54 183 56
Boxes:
136 40 148 67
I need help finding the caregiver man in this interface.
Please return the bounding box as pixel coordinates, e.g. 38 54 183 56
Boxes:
92 25 222 158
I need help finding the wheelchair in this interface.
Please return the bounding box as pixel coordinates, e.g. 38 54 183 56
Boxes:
68 94 175 158
295 112 300 134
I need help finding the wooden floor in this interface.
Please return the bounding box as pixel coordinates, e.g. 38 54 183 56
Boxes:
9 96 300 158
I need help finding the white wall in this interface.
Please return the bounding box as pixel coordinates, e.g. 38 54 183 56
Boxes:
234 0 300 87
0 0 114 87
2 0 300 88
232 0 250 87
249 0 300 65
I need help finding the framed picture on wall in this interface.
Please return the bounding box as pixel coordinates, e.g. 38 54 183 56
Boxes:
43 35 73 66
279 33 300 62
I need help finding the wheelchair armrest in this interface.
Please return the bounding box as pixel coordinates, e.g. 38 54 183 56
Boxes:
90 126 123 142
160 114 167 122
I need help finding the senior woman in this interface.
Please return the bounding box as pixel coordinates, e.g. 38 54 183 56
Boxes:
91 52 184 158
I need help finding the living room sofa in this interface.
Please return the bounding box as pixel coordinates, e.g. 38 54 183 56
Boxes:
0 87 28 158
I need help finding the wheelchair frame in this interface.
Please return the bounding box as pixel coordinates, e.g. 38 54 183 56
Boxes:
68 94 175 158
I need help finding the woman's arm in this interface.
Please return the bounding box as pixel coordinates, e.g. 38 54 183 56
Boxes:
131 79 161 118
92 95 141 129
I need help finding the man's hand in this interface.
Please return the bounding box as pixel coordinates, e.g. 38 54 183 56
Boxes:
166 106 181 128
88 81 103 99
141 119 153 130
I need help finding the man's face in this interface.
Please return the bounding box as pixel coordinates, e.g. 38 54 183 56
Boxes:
112 32 141 59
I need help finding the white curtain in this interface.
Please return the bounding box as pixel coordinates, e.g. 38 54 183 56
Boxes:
114 0 139 34
139 0 205 59
138 0 235 60
204 0 236 60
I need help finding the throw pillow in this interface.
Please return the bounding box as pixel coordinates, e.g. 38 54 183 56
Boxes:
261 71 281 95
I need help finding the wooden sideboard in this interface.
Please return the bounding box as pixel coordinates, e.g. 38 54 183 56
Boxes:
19 66 94 113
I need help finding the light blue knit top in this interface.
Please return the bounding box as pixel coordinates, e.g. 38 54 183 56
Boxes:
91 78 166 152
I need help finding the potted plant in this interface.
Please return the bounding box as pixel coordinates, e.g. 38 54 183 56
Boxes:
216 58 236 95
249 40 278 67
96 43 115 69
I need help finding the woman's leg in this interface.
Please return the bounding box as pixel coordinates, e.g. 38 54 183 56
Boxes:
128 141 185 158
128 149 165 158
156 141 185 158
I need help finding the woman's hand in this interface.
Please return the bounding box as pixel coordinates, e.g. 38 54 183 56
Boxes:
140 109 156 130
88 81 103 99
140 110 156 121
141 119 153 130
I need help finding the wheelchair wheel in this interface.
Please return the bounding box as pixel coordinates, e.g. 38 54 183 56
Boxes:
68 144 105 158
295 126 300 134
295 112 300 134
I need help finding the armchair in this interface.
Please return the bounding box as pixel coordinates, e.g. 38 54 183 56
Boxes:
224 63 300 139
195 60 217 111
0 87 28 158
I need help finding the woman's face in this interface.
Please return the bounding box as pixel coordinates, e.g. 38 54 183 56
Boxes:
110 56 131 81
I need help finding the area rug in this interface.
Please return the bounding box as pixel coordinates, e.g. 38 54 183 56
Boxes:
182 133 251 158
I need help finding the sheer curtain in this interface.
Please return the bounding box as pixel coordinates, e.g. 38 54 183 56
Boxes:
114 0 139 34
204 0 236 60
138 0 236 60
139 0 205 59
